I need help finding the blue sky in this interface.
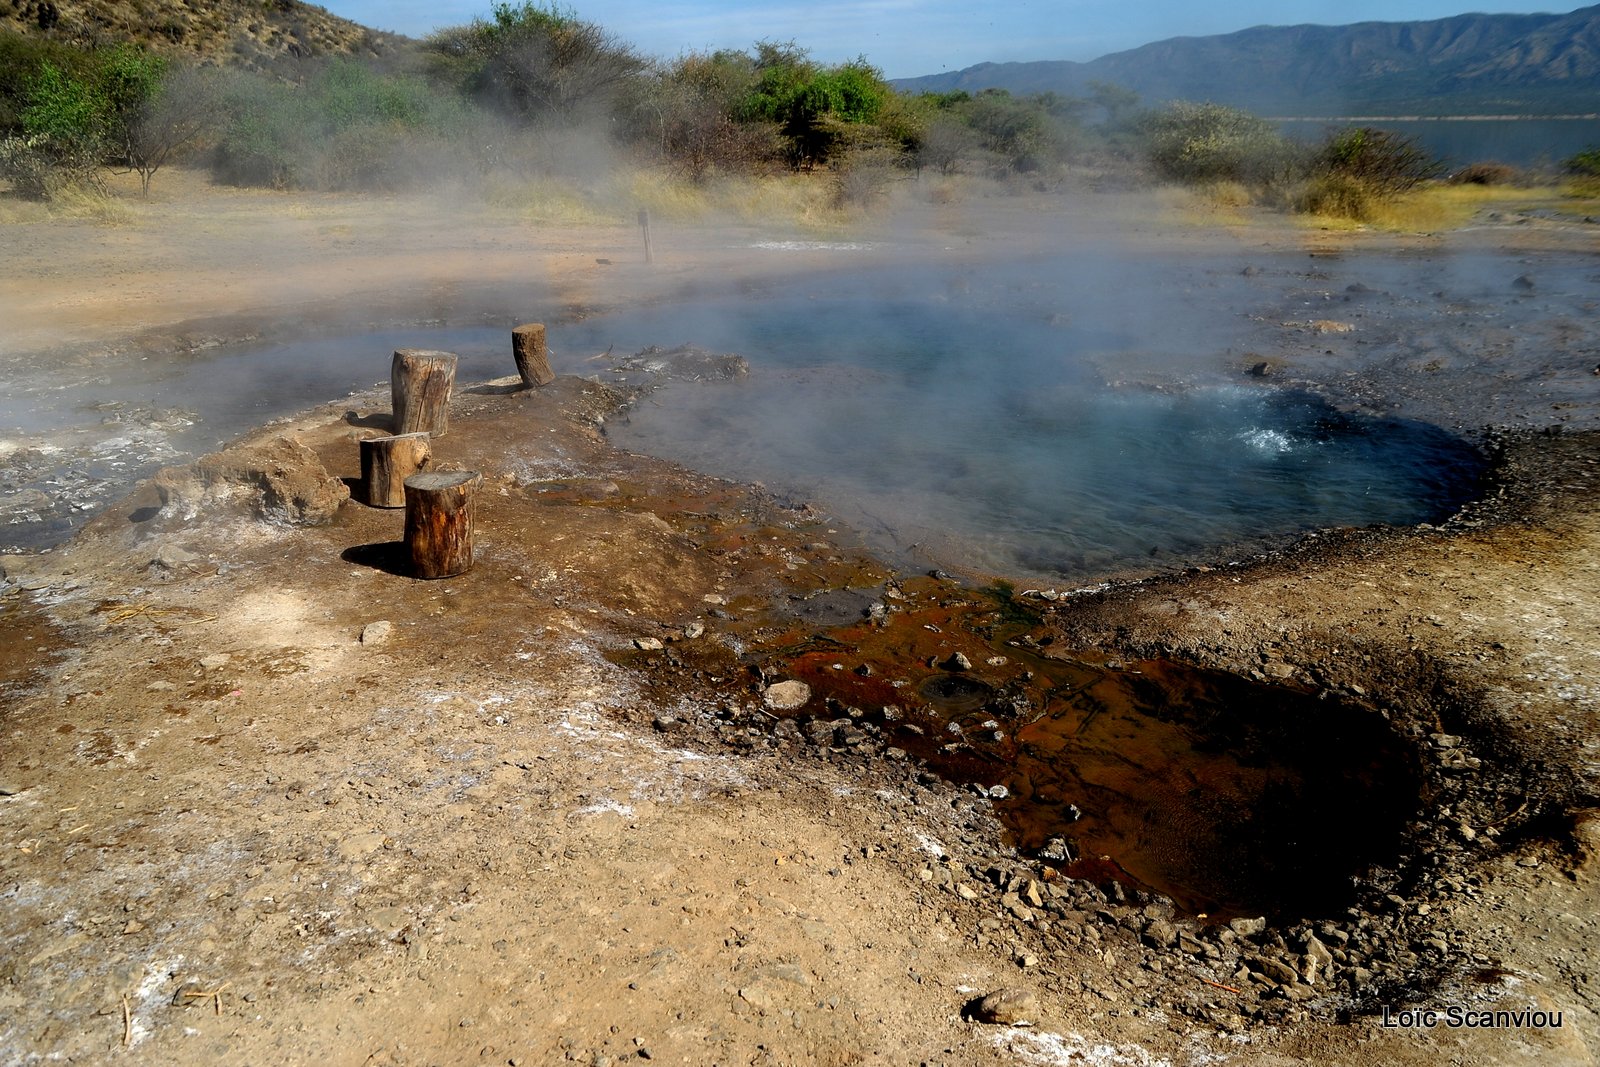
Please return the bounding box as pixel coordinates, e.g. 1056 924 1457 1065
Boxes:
322 2 1582 79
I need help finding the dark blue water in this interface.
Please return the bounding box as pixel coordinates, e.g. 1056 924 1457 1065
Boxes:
1275 116 1600 170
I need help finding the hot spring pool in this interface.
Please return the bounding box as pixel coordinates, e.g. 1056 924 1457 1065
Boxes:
1 254 1486 568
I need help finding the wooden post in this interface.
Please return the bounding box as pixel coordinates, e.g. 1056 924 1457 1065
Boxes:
403 470 482 579
360 432 431 508
511 324 554 388
391 349 458 437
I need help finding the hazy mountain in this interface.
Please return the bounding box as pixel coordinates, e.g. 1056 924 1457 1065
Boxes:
894 5 1600 115
0 0 405 71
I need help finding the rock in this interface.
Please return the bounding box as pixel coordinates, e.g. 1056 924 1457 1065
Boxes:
682 622 705 640
199 654 231 671
150 543 202 571
154 435 348 526
360 621 393 645
633 636 665 652
1142 919 1178 949
1035 837 1074 862
1229 916 1267 938
971 987 1040 1025
1302 934 1334 972
944 652 973 671
1251 956 1301 987
763 680 812 710
1021 879 1045 908
1512 274 1535 290
1249 361 1275 378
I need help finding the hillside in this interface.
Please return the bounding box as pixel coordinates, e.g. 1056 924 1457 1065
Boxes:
895 5 1600 116
0 0 405 70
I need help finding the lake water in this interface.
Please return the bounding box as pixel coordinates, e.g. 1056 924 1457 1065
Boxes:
1275 116 1600 169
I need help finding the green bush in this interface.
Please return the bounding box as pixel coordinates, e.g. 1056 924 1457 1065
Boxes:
424 2 645 126
1139 101 1303 187
1313 126 1441 196
1566 145 1600 176
211 61 473 190
960 90 1067 174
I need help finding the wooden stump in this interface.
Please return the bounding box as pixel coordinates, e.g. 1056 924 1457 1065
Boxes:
391 349 458 436
403 470 482 579
512 323 554 388
360 432 431 508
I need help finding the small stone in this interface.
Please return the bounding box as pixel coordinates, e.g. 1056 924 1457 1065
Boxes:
199 654 230 670
1021 879 1045 908
151 544 202 571
944 652 973 671
1512 274 1535 290
972 987 1040 1025
633 637 664 652
682 622 705 640
955 884 979 900
122 919 144 935
763 680 812 711
360 621 393 645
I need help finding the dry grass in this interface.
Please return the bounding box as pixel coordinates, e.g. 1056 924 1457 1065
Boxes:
0 182 137 225
1297 180 1581 232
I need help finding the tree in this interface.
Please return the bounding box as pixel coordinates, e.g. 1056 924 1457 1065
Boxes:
3 60 107 198
738 45 896 169
1139 101 1302 186
641 50 778 182
122 63 222 197
425 2 646 125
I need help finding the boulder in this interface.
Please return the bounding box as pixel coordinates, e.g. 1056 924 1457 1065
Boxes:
154 436 347 526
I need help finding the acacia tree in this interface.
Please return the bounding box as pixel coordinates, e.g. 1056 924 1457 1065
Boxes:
121 63 222 197
641 50 778 182
426 2 646 126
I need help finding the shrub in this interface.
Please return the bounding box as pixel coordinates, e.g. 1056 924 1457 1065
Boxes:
1139 101 1303 187
1449 161 1517 186
1313 126 1441 196
1565 145 1600 177
1295 171 1374 220
961 90 1066 174
425 2 646 126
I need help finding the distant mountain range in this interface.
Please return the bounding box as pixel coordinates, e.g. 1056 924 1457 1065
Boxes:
894 5 1600 116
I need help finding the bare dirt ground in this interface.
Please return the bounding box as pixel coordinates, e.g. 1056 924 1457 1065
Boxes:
2 168 1599 1066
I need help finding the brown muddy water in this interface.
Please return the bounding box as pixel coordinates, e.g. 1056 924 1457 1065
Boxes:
762 581 1421 921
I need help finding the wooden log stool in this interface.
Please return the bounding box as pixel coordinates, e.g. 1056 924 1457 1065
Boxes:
512 323 554 388
403 470 482 579
360 431 431 508
391 349 458 436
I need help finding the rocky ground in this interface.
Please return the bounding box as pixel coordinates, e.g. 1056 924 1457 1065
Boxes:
1 171 1598 1065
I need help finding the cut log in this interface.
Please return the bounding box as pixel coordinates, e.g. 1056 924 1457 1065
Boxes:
391 349 458 436
360 432 431 508
403 470 482 579
512 323 554 388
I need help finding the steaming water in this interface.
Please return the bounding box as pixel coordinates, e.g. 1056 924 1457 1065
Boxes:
0 254 1489 573
578 263 1485 582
